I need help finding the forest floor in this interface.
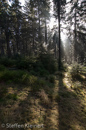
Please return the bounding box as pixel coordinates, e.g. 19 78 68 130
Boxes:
0 67 86 130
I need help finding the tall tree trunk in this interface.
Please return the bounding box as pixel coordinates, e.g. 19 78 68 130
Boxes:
53 33 57 59
5 29 11 57
54 43 56 58
32 21 34 56
25 40 28 56
5 16 11 57
12 40 16 56
45 18 47 45
0 29 5 56
39 16 42 51
16 28 19 53
58 0 61 70
74 0 78 62
0 41 4 56
74 6 77 62
16 36 19 53
38 0 42 51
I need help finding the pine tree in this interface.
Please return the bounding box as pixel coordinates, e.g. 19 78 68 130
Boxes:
0 0 11 57
53 0 66 70
10 0 22 54
66 0 86 63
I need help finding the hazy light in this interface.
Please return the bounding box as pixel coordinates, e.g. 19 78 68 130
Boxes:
19 0 25 5
48 18 56 29
73 0 77 3
48 0 57 29
61 32 66 42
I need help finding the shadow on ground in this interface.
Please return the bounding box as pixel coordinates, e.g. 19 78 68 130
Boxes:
0 72 86 130
58 72 86 130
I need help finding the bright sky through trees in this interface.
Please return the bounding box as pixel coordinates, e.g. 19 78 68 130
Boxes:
19 0 66 41
19 0 25 5
19 0 55 29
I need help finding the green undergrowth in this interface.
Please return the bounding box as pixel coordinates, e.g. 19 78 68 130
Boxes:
0 53 58 76
70 63 86 81
0 65 56 95
0 66 56 83
0 69 29 84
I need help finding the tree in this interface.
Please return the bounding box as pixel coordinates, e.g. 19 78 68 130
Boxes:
24 0 50 55
0 0 11 57
10 0 22 54
53 0 66 70
37 0 50 51
66 0 86 63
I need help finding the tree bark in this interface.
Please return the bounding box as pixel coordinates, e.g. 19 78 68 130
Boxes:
45 18 47 45
5 29 11 57
0 29 5 56
38 0 42 51
58 0 61 70
32 20 35 55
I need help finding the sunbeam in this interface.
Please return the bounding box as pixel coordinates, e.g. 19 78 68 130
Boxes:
61 32 66 42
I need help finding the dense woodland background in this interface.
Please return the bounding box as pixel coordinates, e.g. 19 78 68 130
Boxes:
0 0 86 65
0 0 86 130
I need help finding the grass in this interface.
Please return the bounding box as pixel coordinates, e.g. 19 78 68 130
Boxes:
0 69 29 84
0 63 86 130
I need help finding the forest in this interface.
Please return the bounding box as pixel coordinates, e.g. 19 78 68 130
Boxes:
0 0 86 130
